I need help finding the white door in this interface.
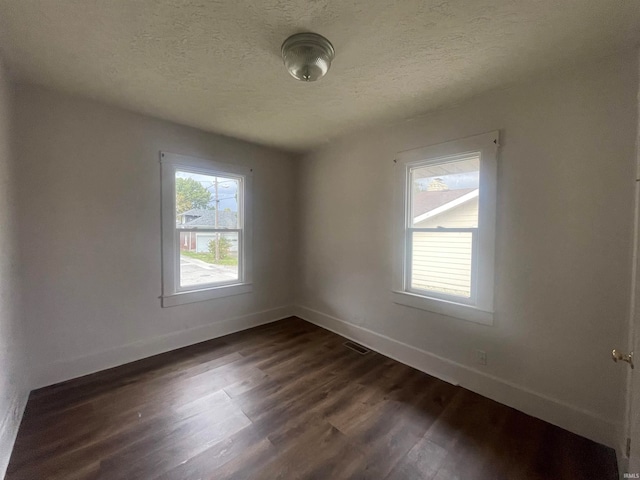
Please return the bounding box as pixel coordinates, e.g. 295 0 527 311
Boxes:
630 340 640 472
625 175 640 473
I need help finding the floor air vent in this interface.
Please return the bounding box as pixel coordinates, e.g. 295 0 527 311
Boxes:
343 341 370 355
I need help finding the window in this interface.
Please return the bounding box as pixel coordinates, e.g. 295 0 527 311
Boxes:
160 152 252 307
392 132 498 325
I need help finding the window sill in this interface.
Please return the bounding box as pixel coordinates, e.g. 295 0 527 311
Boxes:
391 291 493 326
162 283 253 307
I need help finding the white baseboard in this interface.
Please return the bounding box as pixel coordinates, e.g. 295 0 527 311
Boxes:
0 388 29 479
294 305 618 449
33 305 294 389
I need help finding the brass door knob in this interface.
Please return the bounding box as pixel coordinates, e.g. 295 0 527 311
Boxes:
612 349 634 369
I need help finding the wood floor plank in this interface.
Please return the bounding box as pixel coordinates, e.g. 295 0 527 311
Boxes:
95 392 251 479
9 354 256 472
154 426 270 480
5 316 618 480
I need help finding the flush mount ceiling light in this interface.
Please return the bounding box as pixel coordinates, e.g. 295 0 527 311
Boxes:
281 32 335 82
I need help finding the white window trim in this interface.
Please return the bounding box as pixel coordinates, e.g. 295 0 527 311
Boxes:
160 152 253 307
392 131 499 326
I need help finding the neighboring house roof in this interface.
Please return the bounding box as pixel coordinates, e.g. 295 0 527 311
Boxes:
412 188 478 223
180 208 210 217
183 209 238 228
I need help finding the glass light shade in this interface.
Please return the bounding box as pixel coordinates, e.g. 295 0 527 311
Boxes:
281 33 335 82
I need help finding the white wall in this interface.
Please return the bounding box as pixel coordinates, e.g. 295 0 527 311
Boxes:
295 51 638 448
14 85 297 388
0 60 29 477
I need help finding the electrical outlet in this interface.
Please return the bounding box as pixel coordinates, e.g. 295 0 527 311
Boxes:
476 350 487 366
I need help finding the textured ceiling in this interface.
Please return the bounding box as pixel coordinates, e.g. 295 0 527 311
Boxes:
0 1 639 152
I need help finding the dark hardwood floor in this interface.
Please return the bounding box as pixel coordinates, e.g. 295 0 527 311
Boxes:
6 317 617 479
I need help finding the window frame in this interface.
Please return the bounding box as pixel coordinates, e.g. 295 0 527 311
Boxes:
160 152 253 307
392 131 499 325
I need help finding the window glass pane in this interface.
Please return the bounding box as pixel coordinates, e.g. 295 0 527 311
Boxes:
180 232 239 287
411 231 472 298
175 170 239 229
411 155 479 228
